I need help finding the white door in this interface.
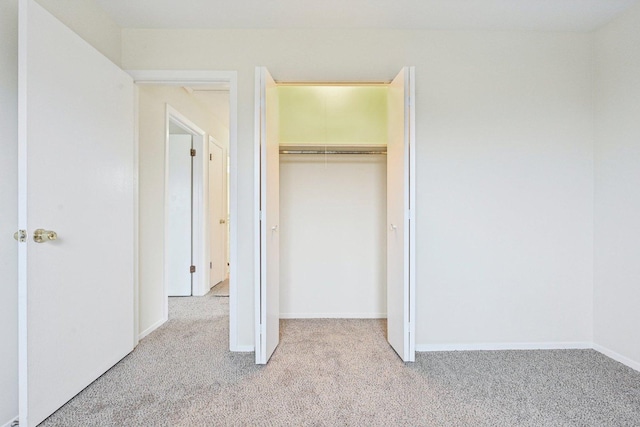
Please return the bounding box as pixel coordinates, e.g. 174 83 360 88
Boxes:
209 138 225 287
386 67 416 362
167 134 193 296
18 1 136 426
255 67 280 364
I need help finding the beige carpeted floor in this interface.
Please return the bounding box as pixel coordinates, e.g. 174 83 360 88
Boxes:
40 291 640 426
211 279 229 297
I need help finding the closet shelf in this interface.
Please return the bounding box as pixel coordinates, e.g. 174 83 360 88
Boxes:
279 144 387 155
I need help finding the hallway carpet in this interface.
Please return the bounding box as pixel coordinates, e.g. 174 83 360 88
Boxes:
211 279 229 297
41 292 640 426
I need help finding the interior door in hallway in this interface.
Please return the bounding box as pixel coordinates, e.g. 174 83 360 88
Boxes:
255 66 280 364
386 67 416 362
209 138 226 287
167 133 194 297
18 1 136 425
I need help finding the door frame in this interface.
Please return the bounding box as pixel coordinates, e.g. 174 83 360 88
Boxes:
254 68 416 362
166 106 206 298
128 70 240 351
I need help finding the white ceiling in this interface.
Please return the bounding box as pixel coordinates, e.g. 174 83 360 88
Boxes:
95 0 639 31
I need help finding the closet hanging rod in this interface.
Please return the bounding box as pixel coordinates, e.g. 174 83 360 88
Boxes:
276 81 390 86
280 150 387 155
279 144 386 155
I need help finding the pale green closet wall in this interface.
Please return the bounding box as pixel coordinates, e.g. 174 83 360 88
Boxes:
278 86 387 145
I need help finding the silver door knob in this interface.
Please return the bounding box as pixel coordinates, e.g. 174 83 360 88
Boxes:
33 229 58 243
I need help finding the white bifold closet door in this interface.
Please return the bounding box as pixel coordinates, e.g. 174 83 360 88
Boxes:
255 67 280 364
18 1 136 426
387 67 416 362
167 134 194 297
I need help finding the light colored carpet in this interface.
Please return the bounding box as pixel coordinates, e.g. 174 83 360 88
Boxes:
40 291 640 426
211 278 229 297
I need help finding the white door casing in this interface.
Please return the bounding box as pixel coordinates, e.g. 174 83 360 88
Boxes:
167 134 193 297
255 67 280 364
18 1 135 425
386 67 416 362
127 71 240 350
209 138 225 287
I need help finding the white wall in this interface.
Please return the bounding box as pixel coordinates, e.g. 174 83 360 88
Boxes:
418 34 594 348
0 0 19 424
594 1 640 370
137 85 228 337
122 29 595 349
280 155 386 318
35 0 122 65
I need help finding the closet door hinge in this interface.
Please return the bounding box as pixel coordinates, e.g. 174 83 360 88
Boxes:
190 265 196 273
210 153 212 161
190 148 196 157
13 230 27 242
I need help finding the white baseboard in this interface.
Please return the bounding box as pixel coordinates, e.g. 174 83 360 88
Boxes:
416 341 592 352
230 344 254 352
1 416 18 427
280 313 387 319
138 317 167 341
593 343 640 372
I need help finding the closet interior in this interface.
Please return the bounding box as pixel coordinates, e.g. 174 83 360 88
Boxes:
278 84 389 319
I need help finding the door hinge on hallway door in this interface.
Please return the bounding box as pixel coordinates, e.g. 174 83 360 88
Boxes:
190 148 196 157
190 265 196 273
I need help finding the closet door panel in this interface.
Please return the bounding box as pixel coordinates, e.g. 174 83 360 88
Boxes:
386 67 415 362
255 67 280 364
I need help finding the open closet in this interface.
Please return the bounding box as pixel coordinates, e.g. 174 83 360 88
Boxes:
255 67 415 364
279 85 388 319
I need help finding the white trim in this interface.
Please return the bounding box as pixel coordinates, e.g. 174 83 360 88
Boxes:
234 345 255 352
407 66 416 362
128 70 232 86
593 344 640 372
280 313 387 319
132 85 140 347
126 70 240 352
416 342 592 352
227 75 239 352
1 416 18 427
17 1 29 424
138 317 167 341
254 67 263 364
